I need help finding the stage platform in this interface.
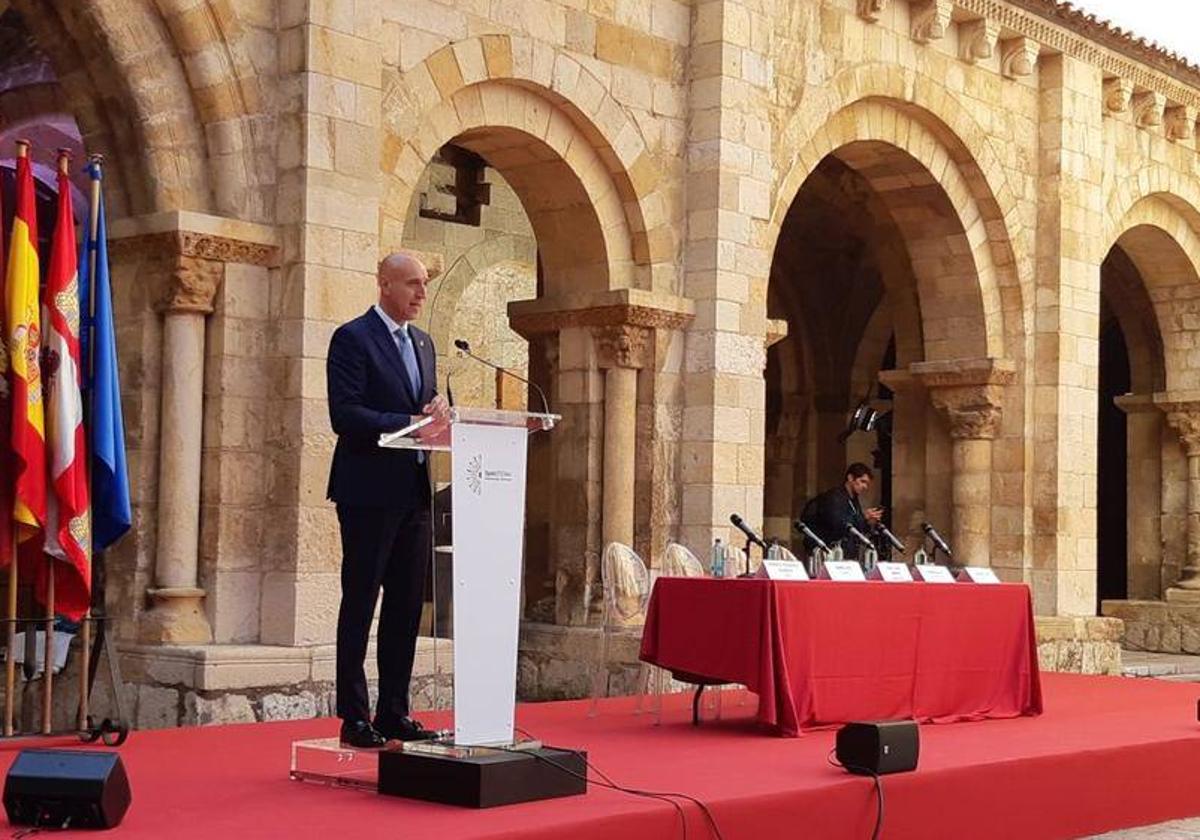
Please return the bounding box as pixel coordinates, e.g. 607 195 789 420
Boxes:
1 672 1198 839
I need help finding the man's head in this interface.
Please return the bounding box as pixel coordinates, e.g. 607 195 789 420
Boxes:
843 462 874 497
377 252 429 323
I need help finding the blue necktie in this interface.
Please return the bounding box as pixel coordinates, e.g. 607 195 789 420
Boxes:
395 327 425 463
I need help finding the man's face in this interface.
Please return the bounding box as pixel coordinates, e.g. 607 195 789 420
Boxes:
379 260 429 322
847 474 871 497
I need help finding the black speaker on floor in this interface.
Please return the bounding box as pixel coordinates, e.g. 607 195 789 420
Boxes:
835 721 919 775
4 749 131 829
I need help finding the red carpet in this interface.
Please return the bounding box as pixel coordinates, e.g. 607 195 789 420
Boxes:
2 672 1199 839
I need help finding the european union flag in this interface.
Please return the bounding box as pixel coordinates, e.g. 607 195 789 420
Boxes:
80 160 131 550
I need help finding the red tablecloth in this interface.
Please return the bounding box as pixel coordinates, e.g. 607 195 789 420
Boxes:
640 578 1042 736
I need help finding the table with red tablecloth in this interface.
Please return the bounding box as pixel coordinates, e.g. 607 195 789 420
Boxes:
639 578 1042 736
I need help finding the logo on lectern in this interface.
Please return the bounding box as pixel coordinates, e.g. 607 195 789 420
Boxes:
465 453 515 496
467 454 483 495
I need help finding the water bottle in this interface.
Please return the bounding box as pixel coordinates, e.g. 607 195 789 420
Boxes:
767 541 781 561
710 538 725 578
863 546 878 574
913 548 929 566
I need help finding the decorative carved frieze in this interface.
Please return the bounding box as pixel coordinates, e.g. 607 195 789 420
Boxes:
1103 78 1133 113
959 19 1001 65
999 37 1038 78
1132 90 1166 128
1165 105 1197 141
109 230 281 269
910 0 952 45
856 0 887 23
956 0 1200 111
593 325 651 370
509 304 693 338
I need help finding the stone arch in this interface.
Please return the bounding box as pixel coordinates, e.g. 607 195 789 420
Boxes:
154 0 276 221
1107 195 1200 392
13 0 211 217
382 34 673 292
771 98 1011 362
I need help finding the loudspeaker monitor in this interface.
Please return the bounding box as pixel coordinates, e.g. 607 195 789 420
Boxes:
4 749 131 829
835 720 919 775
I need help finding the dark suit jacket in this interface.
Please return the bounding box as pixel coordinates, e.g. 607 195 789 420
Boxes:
800 485 870 558
326 308 437 509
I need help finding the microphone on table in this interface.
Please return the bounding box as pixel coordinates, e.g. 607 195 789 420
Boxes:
875 524 906 553
922 522 953 557
793 520 829 553
730 514 768 550
454 338 551 417
845 524 874 550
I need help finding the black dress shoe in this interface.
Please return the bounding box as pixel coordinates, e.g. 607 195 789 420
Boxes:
339 720 387 749
374 716 438 742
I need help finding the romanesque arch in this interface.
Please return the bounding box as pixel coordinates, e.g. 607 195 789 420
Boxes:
381 34 674 293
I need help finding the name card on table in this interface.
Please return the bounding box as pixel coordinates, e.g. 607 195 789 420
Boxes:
818 561 866 582
913 565 956 583
758 559 810 581
957 567 1001 584
867 562 913 582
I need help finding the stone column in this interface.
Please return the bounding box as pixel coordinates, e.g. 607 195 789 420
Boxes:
914 359 1015 567
594 326 649 549
1115 394 1164 600
510 294 692 623
145 255 223 644
1156 396 1200 593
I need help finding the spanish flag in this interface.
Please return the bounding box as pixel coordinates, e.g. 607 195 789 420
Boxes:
43 150 90 618
6 140 45 541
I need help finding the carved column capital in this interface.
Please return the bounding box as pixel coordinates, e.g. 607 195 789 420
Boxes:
161 254 223 315
593 325 651 370
912 358 1016 440
856 0 887 23
1167 411 1200 457
1154 394 1200 456
910 0 951 44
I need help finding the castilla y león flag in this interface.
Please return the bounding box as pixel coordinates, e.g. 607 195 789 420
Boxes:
43 154 91 618
6 142 45 547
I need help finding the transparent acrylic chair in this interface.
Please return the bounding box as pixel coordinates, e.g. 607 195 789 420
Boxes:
651 541 727 724
661 541 706 578
587 542 655 717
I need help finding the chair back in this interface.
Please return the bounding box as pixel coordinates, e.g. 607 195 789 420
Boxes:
662 542 706 578
774 545 802 564
601 542 650 626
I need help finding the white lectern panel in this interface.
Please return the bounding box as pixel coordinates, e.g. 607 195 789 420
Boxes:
451 421 529 746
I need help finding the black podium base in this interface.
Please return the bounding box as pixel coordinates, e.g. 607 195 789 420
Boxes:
377 745 587 808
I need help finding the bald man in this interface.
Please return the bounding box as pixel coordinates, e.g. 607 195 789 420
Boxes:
326 253 451 748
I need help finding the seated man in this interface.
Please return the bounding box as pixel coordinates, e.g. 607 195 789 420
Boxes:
799 462 883 560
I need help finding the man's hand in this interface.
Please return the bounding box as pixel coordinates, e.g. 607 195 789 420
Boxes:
422 394 451 424
865 506 884 525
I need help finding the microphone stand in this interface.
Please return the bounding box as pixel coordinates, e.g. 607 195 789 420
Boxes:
739 536 755 578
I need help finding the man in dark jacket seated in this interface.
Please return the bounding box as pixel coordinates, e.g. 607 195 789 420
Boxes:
800 462 883 560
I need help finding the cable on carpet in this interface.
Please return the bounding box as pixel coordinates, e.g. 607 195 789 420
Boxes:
828 749 884 840
504 727 727 840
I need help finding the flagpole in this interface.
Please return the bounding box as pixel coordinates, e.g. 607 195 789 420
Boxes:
3 534 14 736
78 155 102 735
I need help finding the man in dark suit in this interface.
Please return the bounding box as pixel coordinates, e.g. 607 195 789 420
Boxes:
800 462 883 560
326 252 450 748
